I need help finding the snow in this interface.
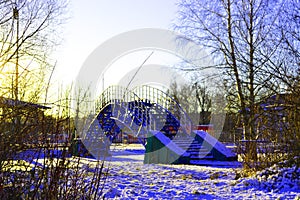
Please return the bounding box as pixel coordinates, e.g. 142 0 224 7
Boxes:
4 144 300 199
82 144 300 199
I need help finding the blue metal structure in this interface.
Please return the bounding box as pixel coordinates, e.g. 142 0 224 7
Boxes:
76 85 237 164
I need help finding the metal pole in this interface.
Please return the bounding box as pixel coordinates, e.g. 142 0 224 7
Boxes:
13 6 19 101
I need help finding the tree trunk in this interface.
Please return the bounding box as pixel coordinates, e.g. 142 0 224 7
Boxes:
243 117 258 165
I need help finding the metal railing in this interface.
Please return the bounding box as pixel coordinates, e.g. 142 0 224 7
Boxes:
132 85 192 135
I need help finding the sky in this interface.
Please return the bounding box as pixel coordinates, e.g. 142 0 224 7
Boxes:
53 0 179 89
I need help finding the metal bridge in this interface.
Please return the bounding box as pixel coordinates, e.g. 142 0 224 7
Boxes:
78 85 237 164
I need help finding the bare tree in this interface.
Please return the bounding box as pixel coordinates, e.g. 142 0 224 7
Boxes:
282 0 300 62
193 82 211 125
0 0 67 155
168 81 212 125
0 0 67 102
174 0 299 166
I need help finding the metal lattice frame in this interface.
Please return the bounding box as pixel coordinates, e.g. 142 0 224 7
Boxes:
87 85 192 146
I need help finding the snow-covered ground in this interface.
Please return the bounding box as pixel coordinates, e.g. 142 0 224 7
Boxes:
77 144 300 199
4 143 299 199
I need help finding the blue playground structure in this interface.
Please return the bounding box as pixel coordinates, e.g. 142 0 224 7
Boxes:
75 85 237 164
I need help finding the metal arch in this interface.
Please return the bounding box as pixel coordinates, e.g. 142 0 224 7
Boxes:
87 84 193 149
79 85 235 163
